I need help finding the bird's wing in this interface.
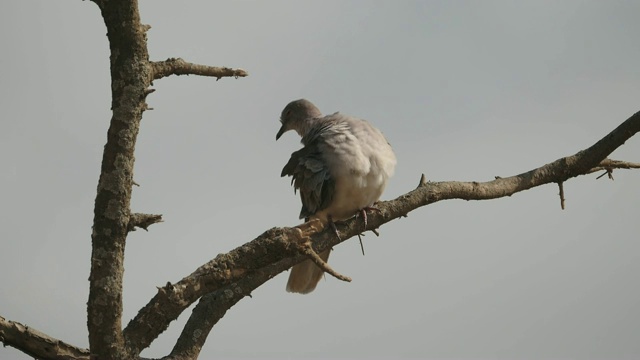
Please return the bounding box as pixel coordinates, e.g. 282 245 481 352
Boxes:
281 141 335 220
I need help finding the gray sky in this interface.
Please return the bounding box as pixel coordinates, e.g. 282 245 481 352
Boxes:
1 1 640 359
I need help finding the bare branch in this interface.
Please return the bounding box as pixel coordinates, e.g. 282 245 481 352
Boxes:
291 220 351 282
88 2 251 358
301 245 351 282
121 110 640 354
164 261 287 360
305 246 351 281
122 224 316 353
593 158 640 170
128 213 163 232
0 315 89 360
151 58 248 81
587 158 640 180
165 225 346 359
558 182 566 210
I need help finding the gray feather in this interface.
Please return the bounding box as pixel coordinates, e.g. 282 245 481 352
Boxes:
281 140 335 219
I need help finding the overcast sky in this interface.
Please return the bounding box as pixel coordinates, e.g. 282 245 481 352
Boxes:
1 1 640 359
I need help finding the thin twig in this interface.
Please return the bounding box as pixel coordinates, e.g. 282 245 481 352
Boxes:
299 241 351 282
357 233 366 256
558 182 566 210
588 159 640 177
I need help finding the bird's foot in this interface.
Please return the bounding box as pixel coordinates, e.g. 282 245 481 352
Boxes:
358 206 381 231
327 215 341 240
355 206 382 256
296 218 324 239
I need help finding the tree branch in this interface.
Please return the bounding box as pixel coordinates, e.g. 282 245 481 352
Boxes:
121 110 640 354
88 0 151 358
0 315 89 360
128 212 163 232
558 182 566 210
151 58 248 81
591 158 640 170
586 158 640 179
163 261 288 360
122 224 316 353
87 1 250 358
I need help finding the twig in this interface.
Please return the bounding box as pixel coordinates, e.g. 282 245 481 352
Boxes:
558 182 566 210
357 233 366 256
151 58 248 81
587 159 640 180
596 169 612 180
298 241 351 282
128 213 163 232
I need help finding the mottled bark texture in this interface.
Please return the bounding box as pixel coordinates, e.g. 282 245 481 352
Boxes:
0 315 90 360
87 0 150 358
128 213 164 232
84 0 248 358
151 58 248 80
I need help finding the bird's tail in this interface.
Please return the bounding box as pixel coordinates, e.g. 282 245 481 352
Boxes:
286 249 330 294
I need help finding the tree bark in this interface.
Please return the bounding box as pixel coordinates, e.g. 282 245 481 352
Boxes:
87 0 152 358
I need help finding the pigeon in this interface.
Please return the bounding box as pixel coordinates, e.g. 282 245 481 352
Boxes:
277 99 396 294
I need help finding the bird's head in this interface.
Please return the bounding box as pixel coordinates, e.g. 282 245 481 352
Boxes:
276 99 322 140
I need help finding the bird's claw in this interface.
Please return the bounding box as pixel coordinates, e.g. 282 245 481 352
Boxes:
327 215 341 240
358 206 381 231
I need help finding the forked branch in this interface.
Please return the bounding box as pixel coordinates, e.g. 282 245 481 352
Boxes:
123 111 640 355
5 106 638 359
4 106 639 359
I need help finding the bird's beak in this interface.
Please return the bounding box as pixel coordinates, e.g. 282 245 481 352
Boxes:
276 124 286 140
